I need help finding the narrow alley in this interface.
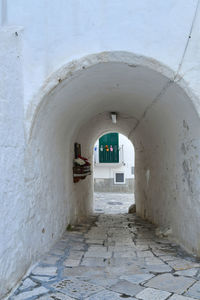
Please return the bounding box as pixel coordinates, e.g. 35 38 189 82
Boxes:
10 212 200 300
94 193 134 214
2 1 200 297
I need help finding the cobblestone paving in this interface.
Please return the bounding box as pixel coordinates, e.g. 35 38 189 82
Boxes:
9 214 200 300
94 192 134 214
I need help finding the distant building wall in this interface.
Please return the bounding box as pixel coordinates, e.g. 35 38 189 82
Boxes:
94 134 135 193
94 178 134 193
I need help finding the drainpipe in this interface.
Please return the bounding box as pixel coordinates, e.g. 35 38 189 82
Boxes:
121 144 125 165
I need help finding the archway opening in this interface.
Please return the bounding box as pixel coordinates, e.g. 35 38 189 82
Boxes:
93 132 135 214
26 52 200 261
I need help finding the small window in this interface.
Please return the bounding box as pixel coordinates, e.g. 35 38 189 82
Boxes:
114 172 125 184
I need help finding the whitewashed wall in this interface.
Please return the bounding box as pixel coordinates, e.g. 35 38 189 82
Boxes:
1 0 199 110
0 27 26 298
0 1 200 298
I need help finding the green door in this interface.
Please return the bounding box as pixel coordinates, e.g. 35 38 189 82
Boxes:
99 133 119 163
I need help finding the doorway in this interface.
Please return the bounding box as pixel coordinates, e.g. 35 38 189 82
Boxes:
93 132 135 214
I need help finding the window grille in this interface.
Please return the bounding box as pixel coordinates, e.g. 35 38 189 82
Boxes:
114 172 125 184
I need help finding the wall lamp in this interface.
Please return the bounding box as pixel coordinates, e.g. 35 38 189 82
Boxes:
111 112 117 124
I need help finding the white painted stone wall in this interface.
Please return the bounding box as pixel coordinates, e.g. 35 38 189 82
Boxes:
1 1 200 298
0 27 26 297
1 0 199 109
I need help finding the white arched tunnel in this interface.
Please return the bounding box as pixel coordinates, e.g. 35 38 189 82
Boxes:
26 52 200 261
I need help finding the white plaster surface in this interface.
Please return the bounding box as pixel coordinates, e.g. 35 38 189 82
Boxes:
4 0 199 109
1 1 200 299
0 26 26 298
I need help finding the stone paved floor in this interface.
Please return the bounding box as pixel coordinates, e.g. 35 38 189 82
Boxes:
9 214 200 300
94 192 134 214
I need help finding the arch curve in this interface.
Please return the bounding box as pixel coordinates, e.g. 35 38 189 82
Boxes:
26 51 200 141
25 51 200 260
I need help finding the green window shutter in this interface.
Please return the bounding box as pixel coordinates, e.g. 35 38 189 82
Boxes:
99 133 119 163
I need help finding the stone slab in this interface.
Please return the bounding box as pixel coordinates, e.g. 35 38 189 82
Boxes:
145 273 196 294
52 278 104 299
81 257 107 267
31 275 55 282
136 287 171 300
67 251 84 259
84 251 112 258
110 280 144 296
145 257 164 265
88 276 119 288
120 273 154 284
113 251 137 258
185 281 200 299
144 263 172 273
63 266 104 278
169 294 197 300
85 289 137 299
136 251 155 258
168 259 200 271
38 292 74 299
18 278 37 291
174 268 199 277
32 266 58 276
63 258 82 267
12 287 49 300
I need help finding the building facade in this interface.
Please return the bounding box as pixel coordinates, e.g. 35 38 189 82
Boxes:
94 133 135 193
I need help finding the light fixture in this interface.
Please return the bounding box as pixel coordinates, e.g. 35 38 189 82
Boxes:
111 112 117 124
